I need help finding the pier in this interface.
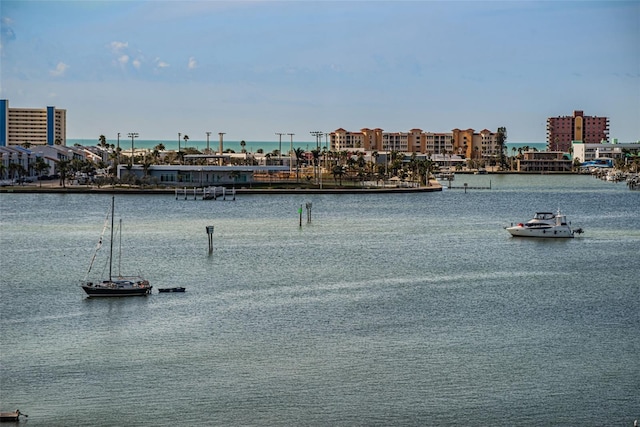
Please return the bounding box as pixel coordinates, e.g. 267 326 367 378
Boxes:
175 186 236 200
446 181 492 191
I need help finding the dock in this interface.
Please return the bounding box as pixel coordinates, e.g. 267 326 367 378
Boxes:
175 186 236 200
446 181 492 191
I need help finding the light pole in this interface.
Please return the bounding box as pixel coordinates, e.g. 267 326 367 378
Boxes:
287 133 295 175
218 132 225 165
275 133 284 161
206 131 211 153
127 132 138 165
310 131 323 185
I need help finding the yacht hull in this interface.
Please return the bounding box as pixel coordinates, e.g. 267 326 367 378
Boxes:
506 225 575 238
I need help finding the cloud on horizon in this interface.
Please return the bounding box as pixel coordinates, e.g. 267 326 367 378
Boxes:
49 62 69 77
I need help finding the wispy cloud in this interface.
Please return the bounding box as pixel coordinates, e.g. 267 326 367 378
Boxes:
110 41 128 53
188 56 197 70
50 62 69 77
1 16 16 52
155 58 170 70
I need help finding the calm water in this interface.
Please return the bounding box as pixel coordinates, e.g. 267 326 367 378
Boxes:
1 175 638 426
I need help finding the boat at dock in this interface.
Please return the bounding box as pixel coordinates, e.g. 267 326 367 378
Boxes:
505 210 583 238
80 196 152 297
158 287 186 293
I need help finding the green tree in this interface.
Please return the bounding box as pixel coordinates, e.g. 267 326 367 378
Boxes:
34 157 50 187
332 164 345 186
496 127 507 170
142 155 154 178
56 159 70 188
294 148 305 183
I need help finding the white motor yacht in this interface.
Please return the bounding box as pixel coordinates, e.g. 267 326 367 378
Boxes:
506 211 583 238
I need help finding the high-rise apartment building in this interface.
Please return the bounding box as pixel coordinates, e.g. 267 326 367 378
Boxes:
0 99 67 147
546 110 609 152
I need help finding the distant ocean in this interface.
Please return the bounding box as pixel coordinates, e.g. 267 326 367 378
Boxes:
68 138 548 154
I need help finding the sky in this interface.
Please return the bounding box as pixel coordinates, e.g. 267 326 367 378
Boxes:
1 0 639 143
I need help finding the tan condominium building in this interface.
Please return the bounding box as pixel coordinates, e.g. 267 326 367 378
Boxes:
330 127 503 159
0 99 67 147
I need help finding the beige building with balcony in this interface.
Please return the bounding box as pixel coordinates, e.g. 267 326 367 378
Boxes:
331 127 503 160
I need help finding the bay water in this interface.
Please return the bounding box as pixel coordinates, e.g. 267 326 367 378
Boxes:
1 174 638 426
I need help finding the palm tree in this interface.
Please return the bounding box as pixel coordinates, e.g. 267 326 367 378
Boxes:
332 164 345 186
57 159 70 188
98 135 107 148
240 140 246 153
293 148 305 182
181 135 189 164
141 155 153 178
496 127 507 170
311 149 320 183
8 162 24 183
34 157 50 187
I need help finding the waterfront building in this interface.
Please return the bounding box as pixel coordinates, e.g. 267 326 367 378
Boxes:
572 140 640 163
0 99 67 147
0 144 83 180
119 164 290 186
330 127 503 162
332 128 367 151
547 110 609 152
424 132 454 156
516 151 572 172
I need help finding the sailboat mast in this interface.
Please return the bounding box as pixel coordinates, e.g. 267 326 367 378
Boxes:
108 196 115 281
118 218 123 278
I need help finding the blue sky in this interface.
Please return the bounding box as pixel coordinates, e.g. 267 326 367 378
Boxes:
1 1 638 143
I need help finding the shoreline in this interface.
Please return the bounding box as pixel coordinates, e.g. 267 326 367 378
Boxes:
0 183 444 195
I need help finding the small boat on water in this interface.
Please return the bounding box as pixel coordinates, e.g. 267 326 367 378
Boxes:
80 196 152 297
158 287 186 293
505 210 583 238
0 409 27 422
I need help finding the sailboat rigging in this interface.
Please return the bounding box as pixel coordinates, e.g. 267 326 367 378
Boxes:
80 196 152 297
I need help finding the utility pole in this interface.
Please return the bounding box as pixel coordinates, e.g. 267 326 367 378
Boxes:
127 132 138 166
287 133 295 175
206 131 211 153
275 133 284 161
218 132 225 166
310 131 323 184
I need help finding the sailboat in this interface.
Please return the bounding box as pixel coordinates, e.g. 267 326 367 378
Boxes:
80 196 152 297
